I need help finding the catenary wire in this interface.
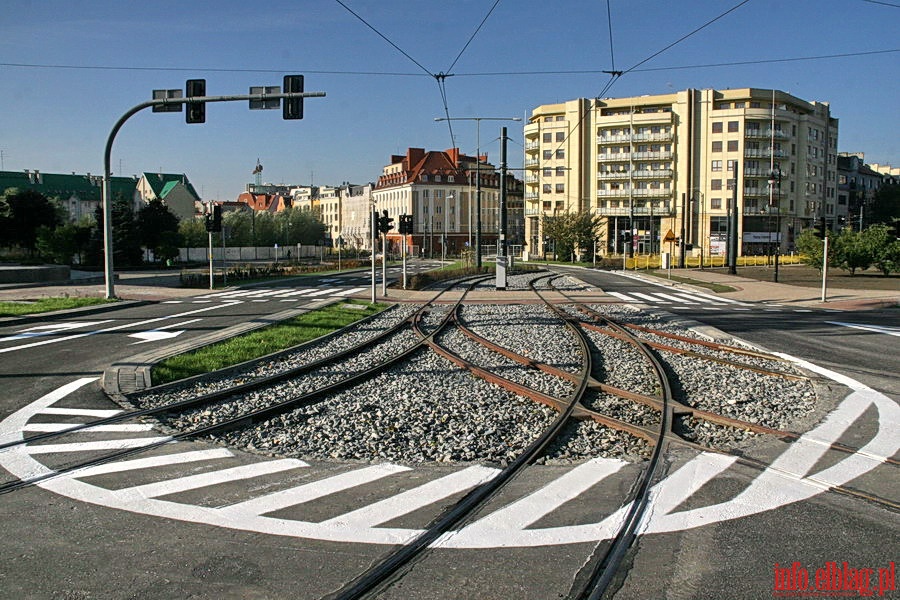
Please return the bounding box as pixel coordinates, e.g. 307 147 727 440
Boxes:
445 0 503 74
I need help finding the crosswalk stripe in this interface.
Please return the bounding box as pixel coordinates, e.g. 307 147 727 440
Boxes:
321 465 499 528
632 292 670 304
650 292 696 304
304 288 336 297
607 291 639 303
70 449 235 478
218 463 410 517
25 437 174 454
670 292 718 304
40 408 122 418
332 287 367 297
113 459 307 499
23 423 155 433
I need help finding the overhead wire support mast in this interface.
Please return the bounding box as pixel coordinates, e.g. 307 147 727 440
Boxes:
101 86 325 299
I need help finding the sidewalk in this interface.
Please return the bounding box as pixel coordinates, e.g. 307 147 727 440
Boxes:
633 268 899 310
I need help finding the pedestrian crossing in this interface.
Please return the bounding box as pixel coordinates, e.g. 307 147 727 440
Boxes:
606 289 754 310
163 285 370 305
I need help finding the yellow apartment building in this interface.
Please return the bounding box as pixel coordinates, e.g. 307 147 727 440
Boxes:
523 88 838 261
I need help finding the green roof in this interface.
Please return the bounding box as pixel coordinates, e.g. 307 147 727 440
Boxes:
0 170 137 202
142 172 200 201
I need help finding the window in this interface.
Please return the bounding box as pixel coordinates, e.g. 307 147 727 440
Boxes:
734 102 745 109
543 184 551 194
555 115 565 121
727 140 738 152
711 179 722 190
710 198 722 209
728 121 739 132
555 183 565 193
727 159 737 172
711 160 722 171
750 101 761 108
543 168 552 177
712 141 723 152
447 176 454 183
556 166 566 176
543 133 551 143
556 149 565 159
543 150 552 160
556 132 565 142
712 122 723 133
710 216 728 232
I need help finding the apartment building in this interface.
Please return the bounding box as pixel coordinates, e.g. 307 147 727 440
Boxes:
524 88 839 259
373 147 522 257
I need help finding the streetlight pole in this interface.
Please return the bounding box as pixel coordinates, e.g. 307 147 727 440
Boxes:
434 116 521 269
769 168 782 282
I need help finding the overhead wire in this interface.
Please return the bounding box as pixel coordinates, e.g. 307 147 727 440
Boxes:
445 0 502 74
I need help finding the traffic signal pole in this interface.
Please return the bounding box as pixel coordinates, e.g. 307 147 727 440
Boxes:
101 85 324 299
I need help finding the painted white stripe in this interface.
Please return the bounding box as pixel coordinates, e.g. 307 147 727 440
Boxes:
251 299 269 303
0 303 239 355
190 300 213 303
26 437 173 454
607 291 640 303
219 463 410 517
826 321 900 337
70 449 235 478
670 292 718 304
23 423 155 433
454 458 625 533
631 292 670 304
322 465 499 528
652 292 698 304
7 321 114 341
274 290 318 297
114 459 307 499
40 407 122 418
331 287 367 297
304 288 337 297
162 300 182 304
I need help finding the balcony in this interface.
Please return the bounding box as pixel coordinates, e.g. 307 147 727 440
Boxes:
597 134 632 144
525 174 539 183
598 153 630 162
598 171 631 180
631 169 673 179
745 148 786 159
745 129 788 140
525 158 540 168
524 207 543 216
595 201 675 216
632 132 673 142
525 141 540 151
632 151 672 160
597 188 673 199
525 192 540 200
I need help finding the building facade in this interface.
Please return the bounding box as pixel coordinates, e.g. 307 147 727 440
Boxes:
0 170 138 222
837 153 884 231
524 88 839 259
373 147 522 258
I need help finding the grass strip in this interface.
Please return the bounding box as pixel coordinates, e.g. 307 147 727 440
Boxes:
0 297 116 317
151 300 388 385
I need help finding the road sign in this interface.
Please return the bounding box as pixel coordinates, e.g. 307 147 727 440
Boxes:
663 229 677 243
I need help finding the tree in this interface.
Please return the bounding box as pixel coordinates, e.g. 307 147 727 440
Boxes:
862 223 900 276
35 217 94 265
0 188 62 253
136 199 180 261
831 228 871 275
178 218 207 248
92 194 142 267
796 228 828 271
541 211 604 262
867 183 900 227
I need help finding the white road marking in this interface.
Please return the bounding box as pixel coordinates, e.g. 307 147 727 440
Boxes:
0 303 239 354
24 437 174 454
323 465 499 528
22 423 155 433
332 287 367 297
0 358 894 548
632 292 670 304
113 459 307 500
6 321 114 341
40 407 122 418
70 449 235 478
826 321 900 337
219 463 410 517
607 291 639 303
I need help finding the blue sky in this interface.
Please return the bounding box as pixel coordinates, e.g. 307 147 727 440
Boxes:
1 0 898 201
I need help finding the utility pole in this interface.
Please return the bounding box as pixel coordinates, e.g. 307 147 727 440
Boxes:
497 127 509 290
727 160 740 275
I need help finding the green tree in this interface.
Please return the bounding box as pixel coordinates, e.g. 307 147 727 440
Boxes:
867 183 900 227
35 217 94 265
0 188 62 253
92 194 142 267
136 199 180 261
832 228 872 275
541 211 604 262
862 223 900 276
796 228 829 270
178 218 207 247
222 210 254 246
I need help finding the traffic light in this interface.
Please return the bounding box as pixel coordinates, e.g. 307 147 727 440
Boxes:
398 214 413 234
378 210 394 234
186 79 206 124
283 75 304 120
205 204 222 232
